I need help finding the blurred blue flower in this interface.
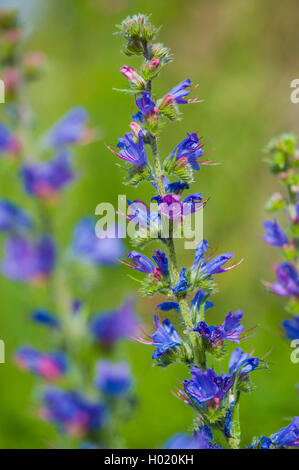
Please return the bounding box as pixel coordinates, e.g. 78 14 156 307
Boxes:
0 121 20 155
267 262 299 297
0 199 32 233
165 426 218 449
72 216 123 266
21 151 74 200
42 387 106 437
15 346 68 380
90 299 139 346
263 218 288 247
31 309 60 328
282 316 299 340
48 107 89 147
94 360 132 397
1 234 56 282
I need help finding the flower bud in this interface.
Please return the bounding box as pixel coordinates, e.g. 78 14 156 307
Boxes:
120 65 145 88
22 51 46 79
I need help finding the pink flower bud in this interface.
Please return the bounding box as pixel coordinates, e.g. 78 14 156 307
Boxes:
3 67 21 93
130 121 142 137
149 58 160 69
120 65 144 86
22 51 46 70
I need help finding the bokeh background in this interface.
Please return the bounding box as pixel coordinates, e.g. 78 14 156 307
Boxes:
0 0 298 448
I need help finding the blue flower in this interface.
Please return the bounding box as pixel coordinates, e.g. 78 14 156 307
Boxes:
138 315 181 359
173 268 189 294
1 234 56 283
0 121 20 155
31 309 60 328
165 426 218 449
267 262 299 297
136 91 156 116
228 347 260 376
15 346 68 380
90 299 139 346
94 360 133 397
157 301 180 312
282 316 299 340
48 107 89 147
42 387 106 436
72 216 123 266
0 199 32 233
107 131 147 167
21 150 74 200
252 417 299 449
192 310 244 347
171 132 205 170
127 199 161 234
191 239 209 272
263 218 288 247
183 367 233 408
152 250 169 276
164 79 198 105
191 290 214 311
270 417 299 448
122 250 169 280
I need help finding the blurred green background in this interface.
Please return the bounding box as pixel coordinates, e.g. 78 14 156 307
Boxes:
0 0 298 448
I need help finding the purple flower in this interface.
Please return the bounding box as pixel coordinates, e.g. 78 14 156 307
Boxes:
192 310 245 347
122 250 168 280
0 121 20 155
0 199 32 233
136 91 156 116
94 360 132 397
21 151 74 201
137 315 181 359
90 299 139 346
228 347 260 376
267 262 299 297
31 309 60 328
263 218 288 247
1 235 56 283
41 387 106 437
72 217 123 266
172 133 205 171
282 316 299 340
165 426 218 449
15 346 68 381
48 107 89 147
107 131 147 167
163 79 198 105
183 367 233 408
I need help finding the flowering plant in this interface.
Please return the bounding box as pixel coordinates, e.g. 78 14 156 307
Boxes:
0 7 137 449
262 133 299 342
109 14 299 449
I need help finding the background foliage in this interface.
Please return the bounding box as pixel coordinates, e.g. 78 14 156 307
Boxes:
0 0 298 448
